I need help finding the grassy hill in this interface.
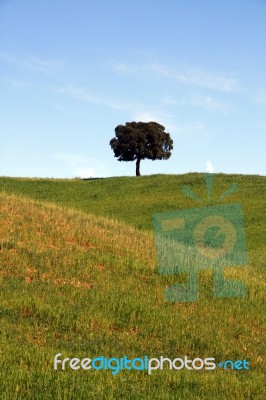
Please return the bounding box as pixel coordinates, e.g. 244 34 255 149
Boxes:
0 174 265 399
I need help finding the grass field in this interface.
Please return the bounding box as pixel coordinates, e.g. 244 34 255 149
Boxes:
0 173 265 399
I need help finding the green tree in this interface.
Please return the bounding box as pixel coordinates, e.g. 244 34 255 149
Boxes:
110 121 173 176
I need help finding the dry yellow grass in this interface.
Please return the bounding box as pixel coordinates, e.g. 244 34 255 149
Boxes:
0 192 156 289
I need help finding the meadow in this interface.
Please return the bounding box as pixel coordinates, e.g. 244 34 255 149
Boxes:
0 173 265 399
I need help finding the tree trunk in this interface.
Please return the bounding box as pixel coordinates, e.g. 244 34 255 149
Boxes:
136 158 141 176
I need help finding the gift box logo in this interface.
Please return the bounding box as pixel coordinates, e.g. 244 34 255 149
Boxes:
153 174 248 302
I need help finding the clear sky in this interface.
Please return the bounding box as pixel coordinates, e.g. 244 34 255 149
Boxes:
0 0 265 178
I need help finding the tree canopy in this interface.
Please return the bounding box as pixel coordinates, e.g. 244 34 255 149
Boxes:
110 121 173 176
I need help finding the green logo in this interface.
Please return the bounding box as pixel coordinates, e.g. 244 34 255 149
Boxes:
153 174 248 302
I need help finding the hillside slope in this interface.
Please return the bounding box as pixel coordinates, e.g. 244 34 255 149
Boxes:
0 175 265 399
1 173 265 232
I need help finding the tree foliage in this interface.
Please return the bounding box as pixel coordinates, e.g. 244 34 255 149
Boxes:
110 121 173 176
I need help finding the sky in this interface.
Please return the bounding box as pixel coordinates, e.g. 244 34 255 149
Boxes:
0 0 265 178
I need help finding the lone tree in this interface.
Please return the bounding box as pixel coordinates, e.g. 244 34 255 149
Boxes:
110 121 173 176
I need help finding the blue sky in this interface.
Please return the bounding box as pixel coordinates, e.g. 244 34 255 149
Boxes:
0 0 265 178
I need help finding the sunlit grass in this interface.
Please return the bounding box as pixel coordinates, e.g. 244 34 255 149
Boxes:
0 173 265 399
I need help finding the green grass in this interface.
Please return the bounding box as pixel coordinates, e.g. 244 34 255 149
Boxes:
0 173 265 233
0 173 265 399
